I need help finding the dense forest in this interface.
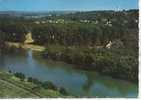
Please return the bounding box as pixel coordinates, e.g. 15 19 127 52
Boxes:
0 9 138 82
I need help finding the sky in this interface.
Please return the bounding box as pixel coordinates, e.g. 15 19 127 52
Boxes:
0 0 138 11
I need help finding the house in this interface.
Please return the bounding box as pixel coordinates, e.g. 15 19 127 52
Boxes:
106 41 112 49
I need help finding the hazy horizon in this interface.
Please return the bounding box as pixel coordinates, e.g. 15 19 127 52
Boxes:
0 8 139 12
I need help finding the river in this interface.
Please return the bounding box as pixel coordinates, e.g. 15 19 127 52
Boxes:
0 49 138 97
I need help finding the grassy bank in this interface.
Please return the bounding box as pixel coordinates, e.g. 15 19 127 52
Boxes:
0 70 70 98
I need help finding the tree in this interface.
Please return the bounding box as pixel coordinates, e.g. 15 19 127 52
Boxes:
41 81 57 90
14 72 25 81
59 87 68 95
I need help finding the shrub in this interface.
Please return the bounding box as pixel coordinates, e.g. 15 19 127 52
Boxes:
14 72 25 81
59 87 68 95
27 77 33 82
41 81 57 90
27 77 42 85
8 70 12 73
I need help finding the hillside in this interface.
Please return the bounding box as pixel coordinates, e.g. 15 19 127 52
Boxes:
0 71 65 98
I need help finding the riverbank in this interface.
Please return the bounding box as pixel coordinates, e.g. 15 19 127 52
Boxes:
4 42 138 83
42 44 138 83
5 42 45 52
0 70 69 98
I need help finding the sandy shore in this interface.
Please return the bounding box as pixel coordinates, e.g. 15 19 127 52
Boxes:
6 42 46 52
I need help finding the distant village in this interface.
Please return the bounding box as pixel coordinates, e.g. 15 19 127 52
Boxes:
33 18 138 27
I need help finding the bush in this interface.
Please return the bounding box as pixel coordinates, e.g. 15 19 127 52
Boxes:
59 87 68 95
8 70 12 73
27 77 42 85
14 72 25 81
41 81 57 90
32 86 41 91
27 77 33 82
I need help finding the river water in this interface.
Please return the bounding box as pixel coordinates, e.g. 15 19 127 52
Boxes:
0 49 138 97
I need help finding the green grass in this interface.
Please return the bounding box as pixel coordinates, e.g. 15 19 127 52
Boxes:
0 71 63 98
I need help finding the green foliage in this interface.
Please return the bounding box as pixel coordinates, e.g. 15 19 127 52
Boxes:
27 77 60 91
27 77 33 82
0 10 138 47
0 31 6 52
8 70 12 73
27 77 42 85
41 81 58 91
59 87 68 95
43 45 138 82
94 48 138 82
14 72 25 81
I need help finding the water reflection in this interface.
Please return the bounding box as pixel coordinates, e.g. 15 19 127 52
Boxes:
27 49 36 68
82 72 95 94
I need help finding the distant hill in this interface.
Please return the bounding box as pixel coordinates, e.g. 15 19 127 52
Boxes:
0 11 77 17
0 9 138 16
